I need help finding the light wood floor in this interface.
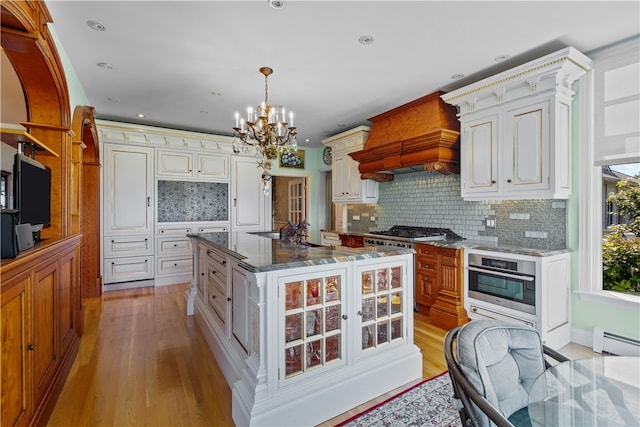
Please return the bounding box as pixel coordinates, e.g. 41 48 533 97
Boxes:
48 283 593 427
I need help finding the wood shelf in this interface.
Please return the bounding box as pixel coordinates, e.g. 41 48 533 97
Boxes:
0 127 59 157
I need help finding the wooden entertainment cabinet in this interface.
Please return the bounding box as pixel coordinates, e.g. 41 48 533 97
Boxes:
1 2 87 426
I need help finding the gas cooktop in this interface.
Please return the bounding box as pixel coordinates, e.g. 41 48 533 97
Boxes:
367 225 463 242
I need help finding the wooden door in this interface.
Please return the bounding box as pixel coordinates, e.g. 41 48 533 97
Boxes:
288 178 306 224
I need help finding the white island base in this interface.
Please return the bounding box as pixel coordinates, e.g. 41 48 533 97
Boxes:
187 233 421 426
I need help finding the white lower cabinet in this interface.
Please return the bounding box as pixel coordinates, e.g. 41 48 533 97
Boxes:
187 238 420 427
154 223 228 286
104 255 154 284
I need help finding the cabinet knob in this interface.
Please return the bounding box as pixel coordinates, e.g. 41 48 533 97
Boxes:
201 272 205 276
425 264 429 268
341 314 348 320
174 263 178 267
492 180 496 184
211 270 217 274
222 260 226 266
211 295 216 299
173 244 178 247
357 311 363 316
507 179 512 183
226 297 231 302
26 344 34 351
161 230 165 233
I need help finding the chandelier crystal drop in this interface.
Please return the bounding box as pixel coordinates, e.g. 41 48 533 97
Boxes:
232 66 298 195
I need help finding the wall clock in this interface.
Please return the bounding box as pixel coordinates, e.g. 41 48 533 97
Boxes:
323 146 332 165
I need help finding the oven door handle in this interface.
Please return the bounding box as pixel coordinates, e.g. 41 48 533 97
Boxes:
467 266 535 282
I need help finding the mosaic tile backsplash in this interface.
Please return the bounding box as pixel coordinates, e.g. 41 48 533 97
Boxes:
157 180 228 222
349 171 566 250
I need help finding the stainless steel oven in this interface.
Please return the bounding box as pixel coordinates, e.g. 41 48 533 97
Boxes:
467 253 536 315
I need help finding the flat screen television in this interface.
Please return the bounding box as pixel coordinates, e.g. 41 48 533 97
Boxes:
13 153 51 227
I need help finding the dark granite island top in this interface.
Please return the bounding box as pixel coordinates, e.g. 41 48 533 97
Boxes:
188 231 414 273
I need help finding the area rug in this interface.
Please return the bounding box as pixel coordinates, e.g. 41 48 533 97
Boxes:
336 372 462 427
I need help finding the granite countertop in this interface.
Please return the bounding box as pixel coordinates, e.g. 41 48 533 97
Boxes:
428 238 570 257
189 231 414 273
334 231 569 257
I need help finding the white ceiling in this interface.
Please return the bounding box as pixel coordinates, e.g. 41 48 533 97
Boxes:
45 1 639 148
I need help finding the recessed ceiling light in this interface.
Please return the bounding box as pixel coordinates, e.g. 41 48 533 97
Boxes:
304 138 310 143
451 74 465 80
358 35 374 45
268 0 285 9
96 62 113 70
495 54 510 62
86 20 106 31
137 113 145 118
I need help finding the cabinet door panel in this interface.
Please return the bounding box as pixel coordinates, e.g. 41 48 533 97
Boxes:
104 145 153 234
505 102 550 193
197 154 229 179
58 249 77 354
231 266 249 353
1 273 32 427
232 158 265 229
156 150 192 177
33 260 58 403
462 116 498 195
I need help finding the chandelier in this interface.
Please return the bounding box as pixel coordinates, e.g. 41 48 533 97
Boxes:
232 66 298 195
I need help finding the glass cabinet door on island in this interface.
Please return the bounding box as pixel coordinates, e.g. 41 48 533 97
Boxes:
281 270 346 380
359 263 404 351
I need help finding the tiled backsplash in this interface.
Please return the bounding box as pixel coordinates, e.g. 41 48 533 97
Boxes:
348 171 566 250
157 180 228 222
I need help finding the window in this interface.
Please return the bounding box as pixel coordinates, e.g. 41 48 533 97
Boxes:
580 36 639 302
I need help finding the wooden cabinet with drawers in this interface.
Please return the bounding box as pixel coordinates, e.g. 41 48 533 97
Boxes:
415 244 469 330
338 234 365 248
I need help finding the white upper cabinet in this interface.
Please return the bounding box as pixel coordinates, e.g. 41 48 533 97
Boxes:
231 156 268 231
157 149 229 180
322 126 378 204
443 47 591 201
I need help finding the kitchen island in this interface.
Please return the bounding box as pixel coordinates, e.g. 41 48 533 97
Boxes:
186 232 421 426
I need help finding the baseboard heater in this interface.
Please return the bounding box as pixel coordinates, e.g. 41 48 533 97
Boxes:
593 327 640 356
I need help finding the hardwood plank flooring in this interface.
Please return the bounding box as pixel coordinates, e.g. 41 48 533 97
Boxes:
48 283 593 427
47 283 232 427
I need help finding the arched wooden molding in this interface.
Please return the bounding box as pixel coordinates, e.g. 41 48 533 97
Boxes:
72 105 102 299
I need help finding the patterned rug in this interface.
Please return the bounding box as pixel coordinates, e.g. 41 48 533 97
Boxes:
336 372 462 427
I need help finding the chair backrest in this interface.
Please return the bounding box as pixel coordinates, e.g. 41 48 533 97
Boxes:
445 319 547 427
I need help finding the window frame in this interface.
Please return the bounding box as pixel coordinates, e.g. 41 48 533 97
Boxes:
577 39 640 309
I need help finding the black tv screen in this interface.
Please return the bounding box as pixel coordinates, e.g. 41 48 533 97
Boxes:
13 153 51 226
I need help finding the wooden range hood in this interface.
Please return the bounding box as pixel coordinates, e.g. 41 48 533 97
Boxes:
349 91 460 182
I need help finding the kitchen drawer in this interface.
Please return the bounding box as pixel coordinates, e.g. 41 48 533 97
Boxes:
104 235 153 258
440 248 460 267
205 247 229 277
156 255 193 277
208 281 227 323
415 244 437 258
104 256 154 283
320 231 341 245
156 225 193 236
195 225 229 233
156 236 192 256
